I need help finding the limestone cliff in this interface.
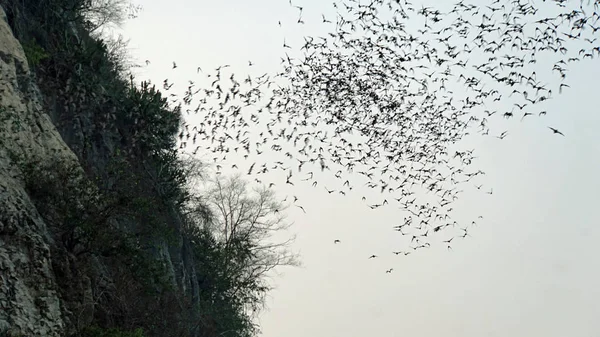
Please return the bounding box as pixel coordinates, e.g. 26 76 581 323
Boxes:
0 4 205 336
0 5 75 335
0 0 269 334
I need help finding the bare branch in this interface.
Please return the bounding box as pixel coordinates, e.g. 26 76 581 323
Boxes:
203 174 300 278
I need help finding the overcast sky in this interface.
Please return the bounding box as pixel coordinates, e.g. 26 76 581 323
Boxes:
118 1 600 336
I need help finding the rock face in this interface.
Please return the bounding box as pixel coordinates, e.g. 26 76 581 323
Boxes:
0 6 71 336
0 5 202 336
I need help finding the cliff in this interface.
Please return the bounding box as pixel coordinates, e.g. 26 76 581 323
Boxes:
0 2 254 336
0 6 69 335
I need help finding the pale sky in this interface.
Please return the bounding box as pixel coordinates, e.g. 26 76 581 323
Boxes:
118 1 600 336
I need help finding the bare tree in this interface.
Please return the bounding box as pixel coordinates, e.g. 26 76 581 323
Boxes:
80 0 142 33
75 0 144 78
204 174 300 290
103 33 141 78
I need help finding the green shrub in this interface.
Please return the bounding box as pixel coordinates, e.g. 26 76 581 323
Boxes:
116 80 182 157
22 38 48 67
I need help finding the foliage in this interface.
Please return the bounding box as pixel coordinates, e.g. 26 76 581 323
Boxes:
0 0 294 335
176 171 299 336
19 156 108 256
12 151 186 334
183 226 260 337
117 80 183 159
81 326 145 337
21 38 49 68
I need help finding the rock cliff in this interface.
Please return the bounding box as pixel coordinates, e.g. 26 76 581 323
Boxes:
0 4 204 336
0 6 73 335
0 0 272 334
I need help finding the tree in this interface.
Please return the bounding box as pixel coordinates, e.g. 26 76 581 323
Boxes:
80 0 142 33
175 169 297 336
82 0 143 78
203 174 300 294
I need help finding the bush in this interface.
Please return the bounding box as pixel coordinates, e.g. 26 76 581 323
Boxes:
18 155 122 256
116 80 182 158
22 38 49 68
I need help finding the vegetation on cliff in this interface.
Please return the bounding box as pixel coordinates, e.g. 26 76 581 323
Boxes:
0 0 296 336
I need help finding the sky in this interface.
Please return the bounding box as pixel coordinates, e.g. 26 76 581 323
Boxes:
116 1 600 336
